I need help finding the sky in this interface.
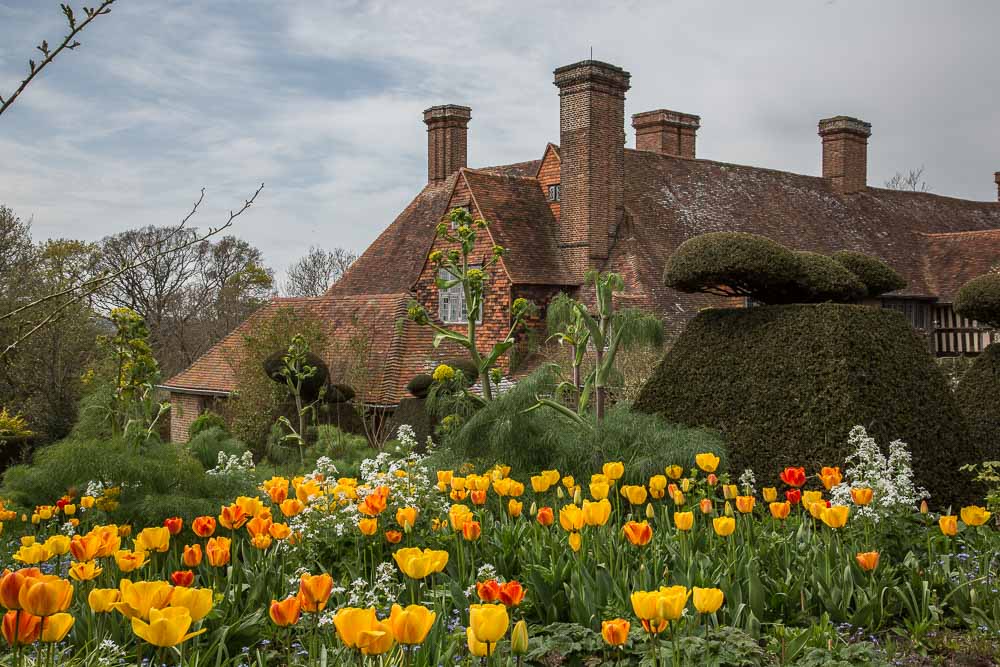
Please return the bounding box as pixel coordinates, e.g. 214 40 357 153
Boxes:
1 1 999 282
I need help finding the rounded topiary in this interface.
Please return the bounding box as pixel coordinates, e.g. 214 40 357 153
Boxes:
663 232 805 305
954 343 1000 463
407 374 434 399
188 410 227 440
954 273 1000 328
633 304 978 507
793 251 866 303
327 384 356 403
830 251 907 298
262 350 329 402
442 358 479 386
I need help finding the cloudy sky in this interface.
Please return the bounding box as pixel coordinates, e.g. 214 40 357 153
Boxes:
2 1 998 282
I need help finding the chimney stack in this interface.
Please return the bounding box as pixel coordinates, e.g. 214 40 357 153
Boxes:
632 109 700 158
994 172 1000 202
818 116 872 194
554 60 631 267
423 105 471 183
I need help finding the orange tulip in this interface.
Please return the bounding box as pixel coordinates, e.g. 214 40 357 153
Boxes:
476 579 501 603
219 504 249 530
698 498 713 514
69 534 100 562
536 507 554 527
2 609 41 646
769 501 791 520
0 568 42 610
735 496 756 514
939 515 958 536
385 530 403 544
856 551 880 572
18 576 73 616
850 487 873 506
601 618 630 647
470 490 487 506
205 537 231 567
183 544 202 568
280 499 305 518
622 521 653 546
818 467 842 490
358 493 387 517
498 581 526 607
462 520 482 541
191 516 216 538
270 596 300 627
171 570 195 587
163 517 183 536
297 573 333 613
269 523 292 540
779 467 806 487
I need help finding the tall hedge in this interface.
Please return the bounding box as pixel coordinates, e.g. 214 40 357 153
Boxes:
954 343 1000 463
634 304 979 506
954 273 1000 328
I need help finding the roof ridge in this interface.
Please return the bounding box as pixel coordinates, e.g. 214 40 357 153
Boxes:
462 167 539 182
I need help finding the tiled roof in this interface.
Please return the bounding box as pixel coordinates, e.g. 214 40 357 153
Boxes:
918 229 1000 301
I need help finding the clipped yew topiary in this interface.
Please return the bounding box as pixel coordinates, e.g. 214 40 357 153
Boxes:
407 374 434 399
634 304 979 506
954 273 1000 328
793 251 866 303
830 251 907 298
955 343 1000 464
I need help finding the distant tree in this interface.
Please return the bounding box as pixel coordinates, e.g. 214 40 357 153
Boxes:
884 166 930 192
284 246 357 297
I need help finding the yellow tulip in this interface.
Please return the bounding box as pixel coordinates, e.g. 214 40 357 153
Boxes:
820 505 850 529
568 531 582 552
589 481 610 500
769 501 791 520
114 580 173 620
960 505 991 527
40 612 74 642
692 587 724 614
542 469 560 486
620 485 648 505
80 496 96 509
695 453 719 473
358 619 394 656
392 548 448 579
665 464 683 480
802 491 823 507
114 550 148 573
530 475 551 493
69 560 103 582
358 518 378 536
939 515 958 536
333 607 377 649
466 626 489 657
673 511 694 531
19 575 73 616
135 527 170 553
511 620 529 654
762 487 778 503
396 507 418 530
388 604 436 645
655 586 689 621
558 504 584 532
582 499 612 527
12 543 50 565
601 618 630 646
43 535 71 557
469 603 509 643
131 607 206 647
88 588 121 613
448 504 473 531
602 462 625 481
169 586 213 622
712 516 735 537
648 475 668 499
508 499 523 518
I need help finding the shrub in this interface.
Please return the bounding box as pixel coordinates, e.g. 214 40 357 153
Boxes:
262 348 330 403
443 358 479 386
633 304 978 506
385 398 435 447
186 427 249 469
663 232 804 305
407 374 434 398
437 366 726 483
188 410 227 440
954 273 1000 328
830 251 906 298
793 251 866 303
327 384 356 403
955 343 1000 464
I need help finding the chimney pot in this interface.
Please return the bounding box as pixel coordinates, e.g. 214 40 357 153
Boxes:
994 171 1000 202
423 104 471 183
553 60 631 268
818 115 872 194
632 109 700 158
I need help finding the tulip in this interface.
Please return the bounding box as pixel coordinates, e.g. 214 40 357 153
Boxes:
393 548 448 579
68 534 99 563
169 586 213 621
530 475 551 493
939 515 958 536
183 544 203 567
706 473 718 486
298 573 333 612
206 537 231 567
508 499 523 517
385 530 403 544
448 505 473 531
388 603 436 645
69 560 102 582
269 522 292 540
93 526 122 557
695 453 719 473
476 579 501 603
396 507 418 530
802 490 823 507
722 484 737 500
681 478 692 493
601 618 630 646
171 570 195 587
436 470 454 491
358 518 378 536
769 501 791 520
114 550 148 573
582 499 612 527
280 499 305 518
602 461 625 481
0 568 42 610
850 487 873 506
270 596 301 627
785 489 801 505
693 587 724 614
920 500 929 514
674 511 694 531
12 544 49 565
2 609 41 646
88 588 121 613
808 500 827 520
820 505 849 528
469 603 509 643
559 504 585 532
18 576 73 617
542 469 560 485
648 475 668 499
712 516 735 537
43 535 71 557
779 467 806 487
163 517 183 536
960 505 991 527
664 464 682 480
235 495 265 518
80 496 95 509
623 521 653 546
462 520 482 541
132 607 206 647
218 504 249 530
39 612 74 643
655 585 690 621
466 626 489 657
762 487 778 502
114 580 173 620
333 607 377 649
246 516 273 539
620 485 648 505
856 551 880 572
698 498 713 514
536 506 554 527
135 527 170 554
470 490 488 506
568 532 582 552
511 619 529 654
590 481 610 500
819 466 842 490
499 581 525 607
735 496 756 514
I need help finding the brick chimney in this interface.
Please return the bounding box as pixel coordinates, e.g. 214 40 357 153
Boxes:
554 60 631 265
632 109 700 158
423 105 471 183
818 116 872 194
994 172 1000 201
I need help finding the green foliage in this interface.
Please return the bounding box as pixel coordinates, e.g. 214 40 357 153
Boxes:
186 426 248 469
830 250 907 298
954 272 1000 328
313 424 371 477
438 366 725 482
407 374 433 398
273 333 321 463
102 307 168 445
0 407 31 438
634 304 977 506
1 435 254 525
955 343 1000 469
794 251 866 303
188 410 227 439
664 232 805 304
386 397 435 447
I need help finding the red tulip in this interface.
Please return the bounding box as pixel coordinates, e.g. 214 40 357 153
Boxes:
171 570 195 587
163 517 183 535
785 489 802 505
779 467 807 487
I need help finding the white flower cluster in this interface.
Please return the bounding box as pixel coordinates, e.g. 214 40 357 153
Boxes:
84 480 105 498
95 639 127 666
207 450 256 477
345 562 401 608
739 468 757 495
829 425 928 522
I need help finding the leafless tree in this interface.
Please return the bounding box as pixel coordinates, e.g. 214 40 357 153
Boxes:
884 166 931 193
0 1 116 118
283 246 357 297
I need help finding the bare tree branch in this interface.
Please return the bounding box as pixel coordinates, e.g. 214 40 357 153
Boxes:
0 1 116 118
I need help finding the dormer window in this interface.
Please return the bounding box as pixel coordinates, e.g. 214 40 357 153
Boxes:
547 184 561 202
439 267 483 324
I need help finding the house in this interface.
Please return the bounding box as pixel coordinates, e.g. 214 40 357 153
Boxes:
161 60 1000 442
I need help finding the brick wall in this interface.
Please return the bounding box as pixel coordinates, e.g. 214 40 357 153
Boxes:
632 109 700 159
169 392 203 444
818 116 871 194
537 145 561 221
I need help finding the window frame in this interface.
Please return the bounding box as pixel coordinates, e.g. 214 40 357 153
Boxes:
547 184 561 202
438 266 483 325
